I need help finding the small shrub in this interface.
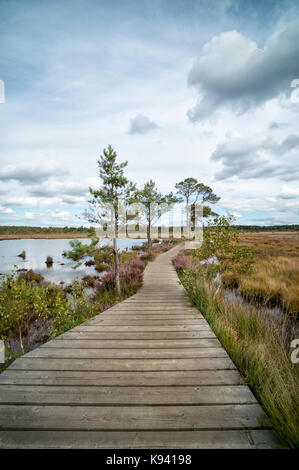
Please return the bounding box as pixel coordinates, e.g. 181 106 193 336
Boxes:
18 250 26 259
140 252 154 262
45 256 53 266
131 244 142 251
85 259 95 266
95 263 108 273
82 275 99 288
18 270 44 284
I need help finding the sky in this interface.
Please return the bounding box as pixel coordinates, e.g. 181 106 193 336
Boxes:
0 0 299 227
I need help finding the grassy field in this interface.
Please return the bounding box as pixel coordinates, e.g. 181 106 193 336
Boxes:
221 231 299 318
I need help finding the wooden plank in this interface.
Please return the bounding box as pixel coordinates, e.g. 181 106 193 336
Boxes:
95 314 203 320
104 306 195 311
88 320 208 326
0 385 257 405
59 331 217 339
0 429 283 449
25 347 228 359
9 357 236 371
43 338 221 348
0 369 242 386
0 404 270 430
71 325 211 332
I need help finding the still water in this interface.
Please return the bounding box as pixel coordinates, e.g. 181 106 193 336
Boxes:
0 238 147 284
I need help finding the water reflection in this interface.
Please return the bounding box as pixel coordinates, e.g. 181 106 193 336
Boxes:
0 238 147 284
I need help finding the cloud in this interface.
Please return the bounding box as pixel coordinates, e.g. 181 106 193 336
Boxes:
50 210 71 220
279 185 299 199
24 212 35 220
211 134 299 181
61 195 86 205
28 181 89 197
0 160 69 184
272 134 299 155
187 21 299 121
4 197 39 207
0 205 15 215
2 196 68 208
129 114 159 135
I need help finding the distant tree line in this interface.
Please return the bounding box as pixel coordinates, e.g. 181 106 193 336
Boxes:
233 225 299 232
1 224 297 236
0 226 89 235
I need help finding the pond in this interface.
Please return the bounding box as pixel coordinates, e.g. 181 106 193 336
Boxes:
0 238 147 284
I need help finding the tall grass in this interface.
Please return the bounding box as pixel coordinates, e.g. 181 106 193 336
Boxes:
180 270 299 448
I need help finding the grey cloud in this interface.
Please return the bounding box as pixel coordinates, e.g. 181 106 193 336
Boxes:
278 185 299 199
129 114 159 135
187 22 299 121
269 121 280 129
275 134 299 155
29 182 88 197
211 135 299 181
0 161 69 184
61 195 87 205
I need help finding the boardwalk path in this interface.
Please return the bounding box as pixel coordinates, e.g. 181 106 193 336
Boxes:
0 244 281 448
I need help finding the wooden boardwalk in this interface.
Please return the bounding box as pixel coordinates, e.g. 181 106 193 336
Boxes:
0 244 281 448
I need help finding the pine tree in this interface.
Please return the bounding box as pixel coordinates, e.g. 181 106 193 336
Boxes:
135 180 181 254
84 145 135 296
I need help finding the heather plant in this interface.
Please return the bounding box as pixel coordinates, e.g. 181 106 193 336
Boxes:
172 254 188 271
128 258 145 270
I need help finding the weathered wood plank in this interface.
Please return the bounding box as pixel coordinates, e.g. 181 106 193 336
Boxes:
71 325 211 332
59 331 217 339
94 314 203 320
0 385 257 405
0 369 242 386
0 404 270 430
25 347 228 359
42 338 221 348
9 357 236 371
84 320 208 326
0 429 282 449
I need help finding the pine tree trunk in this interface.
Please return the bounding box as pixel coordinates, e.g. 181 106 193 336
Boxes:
147 206 152 255
147 223 152 255
113 236 121 296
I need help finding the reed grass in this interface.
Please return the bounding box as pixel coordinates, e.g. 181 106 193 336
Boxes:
180 270 299 448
